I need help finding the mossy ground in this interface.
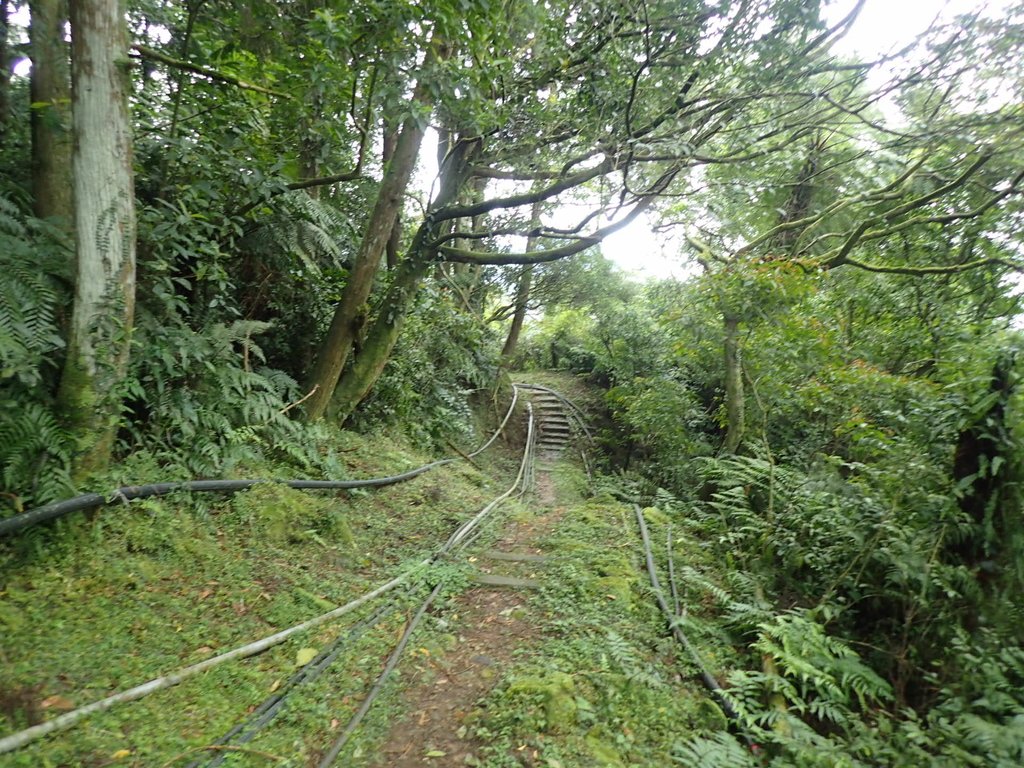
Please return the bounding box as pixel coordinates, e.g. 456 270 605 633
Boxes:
345 458 736 768
0 431 518 767
2 415 738 767
456 467 728 768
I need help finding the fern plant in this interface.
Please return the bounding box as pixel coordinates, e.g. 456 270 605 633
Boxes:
122 316 342 478
0 196 74 512
0 195 68 388
238 192 355 277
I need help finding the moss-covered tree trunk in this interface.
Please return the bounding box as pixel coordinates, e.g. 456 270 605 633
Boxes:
29 0 72 225
330 133 479 423
331 256 433 422
304 43 447 422
382 117 401 270
57 0 136 478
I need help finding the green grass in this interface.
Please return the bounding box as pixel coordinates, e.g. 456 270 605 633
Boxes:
462 486 730 768
1 416 744 767
0 433 518 767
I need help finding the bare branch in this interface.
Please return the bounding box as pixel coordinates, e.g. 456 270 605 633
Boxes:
439 171 676 265
432 158 616 222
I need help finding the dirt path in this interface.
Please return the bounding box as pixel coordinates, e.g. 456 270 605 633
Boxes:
368 472 562 766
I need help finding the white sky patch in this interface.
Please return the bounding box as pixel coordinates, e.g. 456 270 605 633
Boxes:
601 215 699 282
824 0 1011 58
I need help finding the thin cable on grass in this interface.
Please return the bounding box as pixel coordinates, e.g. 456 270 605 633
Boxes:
317 583 445 768
194 601 402 768
667 521 681 618
441 404 534 554
314 406 537 764
0 564 427 755
633 504 741 723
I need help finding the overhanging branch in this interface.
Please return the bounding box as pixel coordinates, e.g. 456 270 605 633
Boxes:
132 45 291 99
432 158 616 222
438 171 676 265
839 256 1021 276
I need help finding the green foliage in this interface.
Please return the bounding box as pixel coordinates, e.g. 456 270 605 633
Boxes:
229 482 354 548
0 196 74 510
350 282 499 448
122 318 343 477
0 197 67 388
0 402 75 510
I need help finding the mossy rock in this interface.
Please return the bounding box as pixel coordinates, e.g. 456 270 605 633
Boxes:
506 671 577 732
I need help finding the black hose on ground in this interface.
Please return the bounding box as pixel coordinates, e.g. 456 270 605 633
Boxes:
0 473 446 538
0 387 522 539
633 504 745 726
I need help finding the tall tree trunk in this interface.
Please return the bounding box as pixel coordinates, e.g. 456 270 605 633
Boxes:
304 42 447 422
330 134 479 423
501 265 533 359
57 0 136 478
0 1 10 136
29 0 73 225
721 313 744 455
331 256 433 422
382 117 401 269
500 200 543 359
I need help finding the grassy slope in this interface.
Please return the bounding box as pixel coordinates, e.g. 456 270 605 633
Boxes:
0 431 518 767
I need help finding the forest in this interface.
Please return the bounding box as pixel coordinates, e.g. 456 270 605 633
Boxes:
1 0 1023 766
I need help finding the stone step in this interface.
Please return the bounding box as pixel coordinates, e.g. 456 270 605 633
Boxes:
470 573 543 589
540 423 572 433
482 551 552 563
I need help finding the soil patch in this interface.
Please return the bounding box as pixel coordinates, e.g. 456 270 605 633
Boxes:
368 482 562 766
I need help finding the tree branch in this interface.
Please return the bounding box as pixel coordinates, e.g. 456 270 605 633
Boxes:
233 169 364 218
432 158 616 222
469 166 563 181
840 256 1021 276
131 44 291 99
438 171 675 265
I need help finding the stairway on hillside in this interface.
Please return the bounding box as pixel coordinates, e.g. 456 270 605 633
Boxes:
528 388 576 469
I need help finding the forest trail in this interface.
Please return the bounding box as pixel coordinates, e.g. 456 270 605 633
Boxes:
369 390 571 766
1 382 719 766
369 482 564 766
